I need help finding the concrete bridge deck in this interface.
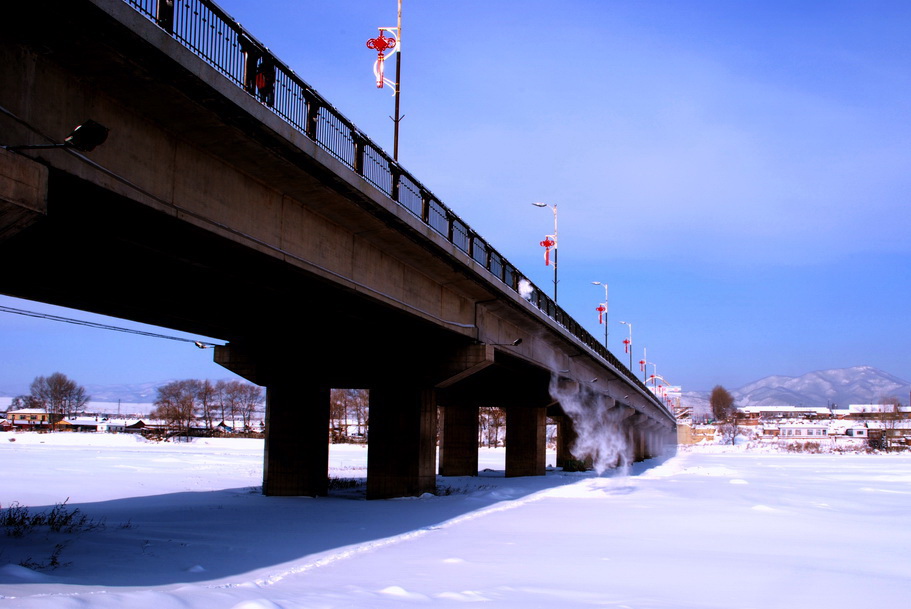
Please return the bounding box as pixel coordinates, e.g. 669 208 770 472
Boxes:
0 0 675 498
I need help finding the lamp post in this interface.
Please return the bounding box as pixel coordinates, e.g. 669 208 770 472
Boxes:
619 320 633 370
639 347 648 382
392 0 402 161
647 361 658 388
366 0 403 161
592 281 608 349
532 202 558 302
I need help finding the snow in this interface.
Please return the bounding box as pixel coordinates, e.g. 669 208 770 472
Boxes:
2 433 910 608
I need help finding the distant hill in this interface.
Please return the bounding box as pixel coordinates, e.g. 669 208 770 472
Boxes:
683 366 911 416
83 381 170 403
0 379 236 403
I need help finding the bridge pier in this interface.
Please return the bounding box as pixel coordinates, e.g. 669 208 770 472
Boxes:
505 405 547 477
438 404 479 477
367 384 437 499
553 414 582 469
263 381 330 496
215 343 333 497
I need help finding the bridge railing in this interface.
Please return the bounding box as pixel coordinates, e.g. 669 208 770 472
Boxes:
123 0 666 409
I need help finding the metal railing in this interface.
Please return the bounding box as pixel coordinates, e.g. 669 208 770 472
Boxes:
122 0 665 408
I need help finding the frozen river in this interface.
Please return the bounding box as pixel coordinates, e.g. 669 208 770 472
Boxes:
2 433 909 608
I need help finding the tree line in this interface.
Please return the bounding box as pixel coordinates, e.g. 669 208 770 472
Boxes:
9 373 264 433
151 379 263 434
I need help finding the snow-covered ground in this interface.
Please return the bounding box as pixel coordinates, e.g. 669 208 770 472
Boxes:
1 433 910 608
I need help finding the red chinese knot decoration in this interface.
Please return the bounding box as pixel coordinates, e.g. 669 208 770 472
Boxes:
540 237 556 266
596 304 606 324
366 31 397 88
623 337 631 354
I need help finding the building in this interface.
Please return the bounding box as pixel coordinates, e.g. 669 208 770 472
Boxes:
738 406 832 424
7 408 51 430
777 423 830 440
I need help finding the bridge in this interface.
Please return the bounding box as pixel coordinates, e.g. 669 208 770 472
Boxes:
0 0 676 499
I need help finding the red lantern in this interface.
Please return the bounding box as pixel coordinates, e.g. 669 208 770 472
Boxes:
596 304 606 324
623 337 631 354
639 360 646 372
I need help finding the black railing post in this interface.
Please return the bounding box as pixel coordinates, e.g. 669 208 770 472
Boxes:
352 133 366 177
389 163 401 202
156 0 175 33
304 92 320 141
420 190 432 224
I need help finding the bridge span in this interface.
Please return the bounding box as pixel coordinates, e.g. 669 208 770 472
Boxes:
0 0 676 498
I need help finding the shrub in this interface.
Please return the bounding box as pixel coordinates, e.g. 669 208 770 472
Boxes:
1 498 102 537
1 499 106 571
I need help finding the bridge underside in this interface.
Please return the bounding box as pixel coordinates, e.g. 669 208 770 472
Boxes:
0 0 675 500
1 164 586 498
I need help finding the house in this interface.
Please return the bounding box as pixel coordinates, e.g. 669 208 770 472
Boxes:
760 424 780 438
54 416 116 432
7 408 51 430
777 423 830 441
738 406 832 424
677 424 717 444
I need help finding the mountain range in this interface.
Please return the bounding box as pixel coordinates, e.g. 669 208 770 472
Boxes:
682 366 911 414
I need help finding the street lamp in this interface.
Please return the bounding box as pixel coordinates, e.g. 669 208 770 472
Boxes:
6 120 109 152
591 281 608 349
646 361 658 387
532 202 558 302
366 0 404 160
619 320 633 370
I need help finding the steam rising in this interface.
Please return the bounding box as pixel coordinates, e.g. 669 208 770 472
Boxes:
518 278 534 301
550 374 633 475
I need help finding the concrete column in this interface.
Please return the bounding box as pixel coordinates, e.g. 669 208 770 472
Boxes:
263 381 330 496
367 385 437 499
645 427 656 459
554 414 579 468
439 404 479 477
623 419 637 463
505 406 546 477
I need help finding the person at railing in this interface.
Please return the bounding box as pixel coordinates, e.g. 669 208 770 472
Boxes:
255 55 276 107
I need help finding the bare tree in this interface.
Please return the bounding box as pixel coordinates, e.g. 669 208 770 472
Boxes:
479 407 506 447
710 385 736 423
28 372 90 423
328 389 369 442
196 380 218 431
151 380 199 437
330 389 349 442
878 396 902 449
11 394 44 410
216 380 239 426
236 382 263 431
718 418 746 445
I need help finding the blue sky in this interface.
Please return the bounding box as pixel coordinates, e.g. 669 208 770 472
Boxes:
2 0 910 397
